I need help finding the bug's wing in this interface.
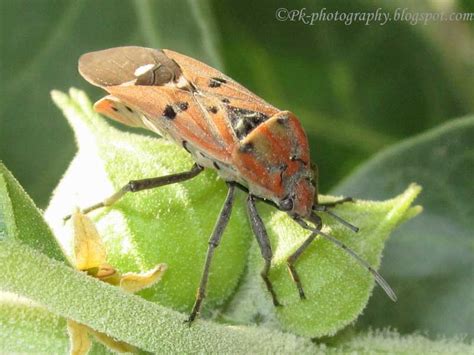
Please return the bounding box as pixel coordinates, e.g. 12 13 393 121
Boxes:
105 85 233 162
94 96 148 128
163 49 277 111
78 46 181 87
78 47 233 160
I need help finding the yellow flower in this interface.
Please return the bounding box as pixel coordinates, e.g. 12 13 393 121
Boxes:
67 209 166 354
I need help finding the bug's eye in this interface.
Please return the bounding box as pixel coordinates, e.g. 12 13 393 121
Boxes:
279 196 294 211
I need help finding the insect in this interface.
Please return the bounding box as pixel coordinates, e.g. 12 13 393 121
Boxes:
75 46 396 323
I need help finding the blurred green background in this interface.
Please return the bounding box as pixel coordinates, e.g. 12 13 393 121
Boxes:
1 0 472 209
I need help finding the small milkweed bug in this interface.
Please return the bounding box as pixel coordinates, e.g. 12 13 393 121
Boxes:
72 46 396 323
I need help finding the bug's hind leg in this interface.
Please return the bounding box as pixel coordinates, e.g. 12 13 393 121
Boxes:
187 183 236 324
246 195 281 307
286 214 323 299
64 163 203 221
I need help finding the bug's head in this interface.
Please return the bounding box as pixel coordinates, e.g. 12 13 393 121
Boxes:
278 172 315 218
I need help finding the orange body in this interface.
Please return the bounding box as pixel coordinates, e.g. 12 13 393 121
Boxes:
79 47 315 217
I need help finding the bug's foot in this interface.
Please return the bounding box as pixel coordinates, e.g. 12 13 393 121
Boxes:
184 317 195 327
272 295 283 307
287 262 308 300
184 309 200 327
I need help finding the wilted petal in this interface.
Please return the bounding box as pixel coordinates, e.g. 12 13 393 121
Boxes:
67 320 92 355
72 209 107 270
120 263 167 293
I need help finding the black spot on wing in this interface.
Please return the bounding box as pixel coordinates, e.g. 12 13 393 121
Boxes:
209 77 227 88
163 105 177 119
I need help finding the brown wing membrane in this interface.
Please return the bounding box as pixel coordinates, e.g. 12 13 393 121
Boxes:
78 46 182 87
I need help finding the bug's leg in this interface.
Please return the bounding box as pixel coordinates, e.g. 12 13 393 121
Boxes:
64 163 204 221
187 183 236 324
246 194 281 307
286 214 323 299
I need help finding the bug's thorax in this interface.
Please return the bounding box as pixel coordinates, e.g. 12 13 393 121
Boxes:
230 111 315 217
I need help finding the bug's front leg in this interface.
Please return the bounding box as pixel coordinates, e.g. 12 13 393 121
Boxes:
187 183 236 324
246 194 281 307
286 214 323 299
313 199 359 233
64 163 203 221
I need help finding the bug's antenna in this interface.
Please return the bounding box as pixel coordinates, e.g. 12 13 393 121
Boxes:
298 213 397 302
313 205 359 233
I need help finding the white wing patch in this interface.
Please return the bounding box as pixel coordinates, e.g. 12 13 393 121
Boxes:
134 63 156 77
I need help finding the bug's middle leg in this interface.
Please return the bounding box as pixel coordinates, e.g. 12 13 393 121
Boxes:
286 214 323 299
246 194 281 307
187 183 236 324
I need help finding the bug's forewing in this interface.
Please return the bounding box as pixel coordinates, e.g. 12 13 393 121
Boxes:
105 85 232 162
163 49 277 112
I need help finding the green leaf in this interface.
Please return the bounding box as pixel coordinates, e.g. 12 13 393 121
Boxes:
46 88 250 313
0 293 68 353
0 163 66 262
333 116 474 339
326 329 474 354
0 173 16 242
224 184 421 337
